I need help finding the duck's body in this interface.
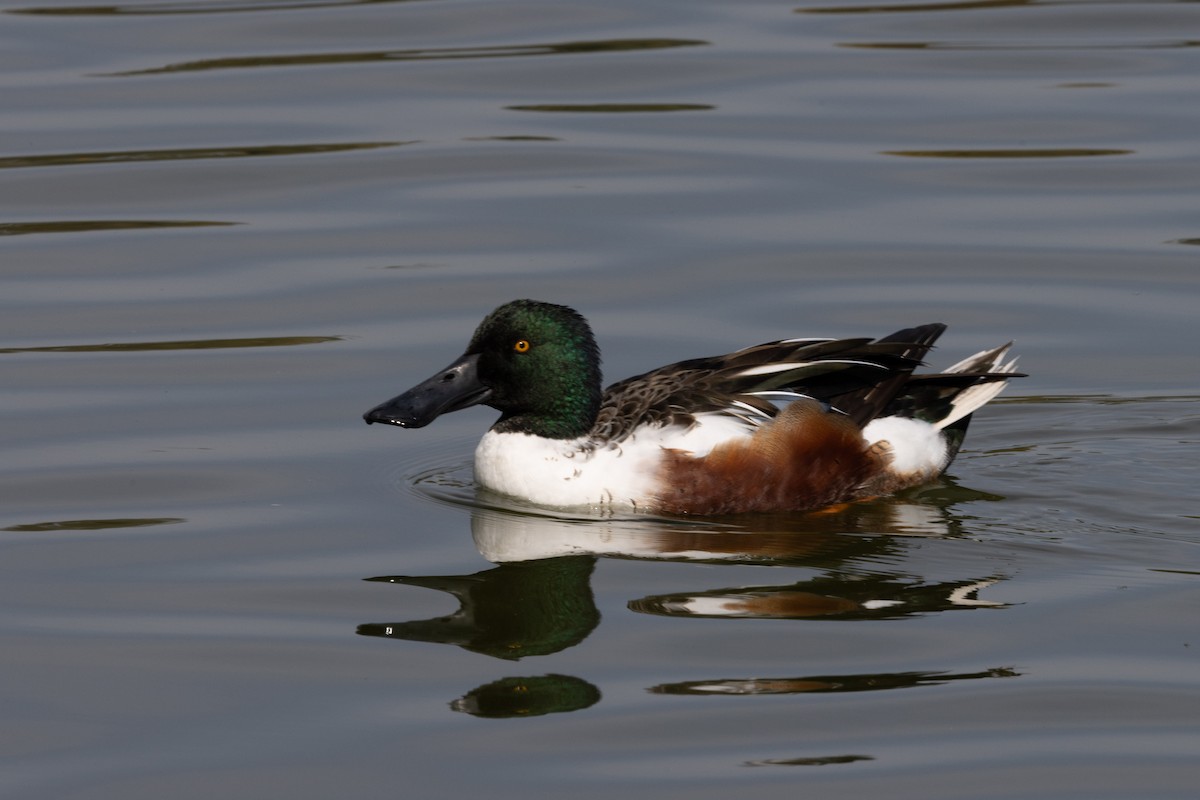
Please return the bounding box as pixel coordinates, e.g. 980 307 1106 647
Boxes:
365 300 1021 515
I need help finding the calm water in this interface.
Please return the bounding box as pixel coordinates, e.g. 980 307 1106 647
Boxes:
2 0 1198 797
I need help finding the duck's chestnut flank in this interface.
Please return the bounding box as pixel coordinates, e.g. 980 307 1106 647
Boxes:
655 399 887 515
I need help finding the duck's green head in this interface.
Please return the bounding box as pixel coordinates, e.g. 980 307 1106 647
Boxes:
363 300 603 440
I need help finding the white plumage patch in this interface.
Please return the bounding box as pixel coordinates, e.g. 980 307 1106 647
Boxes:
473 413 754 509
862 343 1019 482
862 416 949 477
735 358 887 378
735 362 811 378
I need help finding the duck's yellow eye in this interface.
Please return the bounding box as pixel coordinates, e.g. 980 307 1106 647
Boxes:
513 339 531 353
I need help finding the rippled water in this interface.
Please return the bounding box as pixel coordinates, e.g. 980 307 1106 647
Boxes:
2 0 1198 798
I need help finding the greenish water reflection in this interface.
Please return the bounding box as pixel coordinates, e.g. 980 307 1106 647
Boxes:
507 103 714 113
650 668 1019 696
358 557 600 660
107 39 707 76
4 517 185 532
1 336 340 354
0 141 403 170
883 149 1132 159
8 0 423 15
451 674 601 718
0 220 236 236
801 0 1033 14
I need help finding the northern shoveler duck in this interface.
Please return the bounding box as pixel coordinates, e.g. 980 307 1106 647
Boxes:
364 300 1022 515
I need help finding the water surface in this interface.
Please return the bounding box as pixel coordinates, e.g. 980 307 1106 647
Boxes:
2 0 1198 798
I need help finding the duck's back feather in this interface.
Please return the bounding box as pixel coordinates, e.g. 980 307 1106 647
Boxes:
590 326 950 443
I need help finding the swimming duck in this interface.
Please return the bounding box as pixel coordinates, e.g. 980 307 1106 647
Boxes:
364 300 1021 515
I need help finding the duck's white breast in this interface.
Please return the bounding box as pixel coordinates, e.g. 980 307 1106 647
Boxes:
473 413 752 509
473 431 659 508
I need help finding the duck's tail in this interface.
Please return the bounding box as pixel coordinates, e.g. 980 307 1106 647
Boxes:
883 341 1022 466
932 342 1021 430
856 342 1021 487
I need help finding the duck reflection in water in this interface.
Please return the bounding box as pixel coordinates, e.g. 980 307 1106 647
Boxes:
357 556 599 661
359 490 1016 715
451 674 601 719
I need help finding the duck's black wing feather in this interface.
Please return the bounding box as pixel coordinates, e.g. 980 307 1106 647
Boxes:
590 327 946 444
820 323 946 426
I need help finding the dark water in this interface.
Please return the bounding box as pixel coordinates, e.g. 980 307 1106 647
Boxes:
2 0 1198 797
